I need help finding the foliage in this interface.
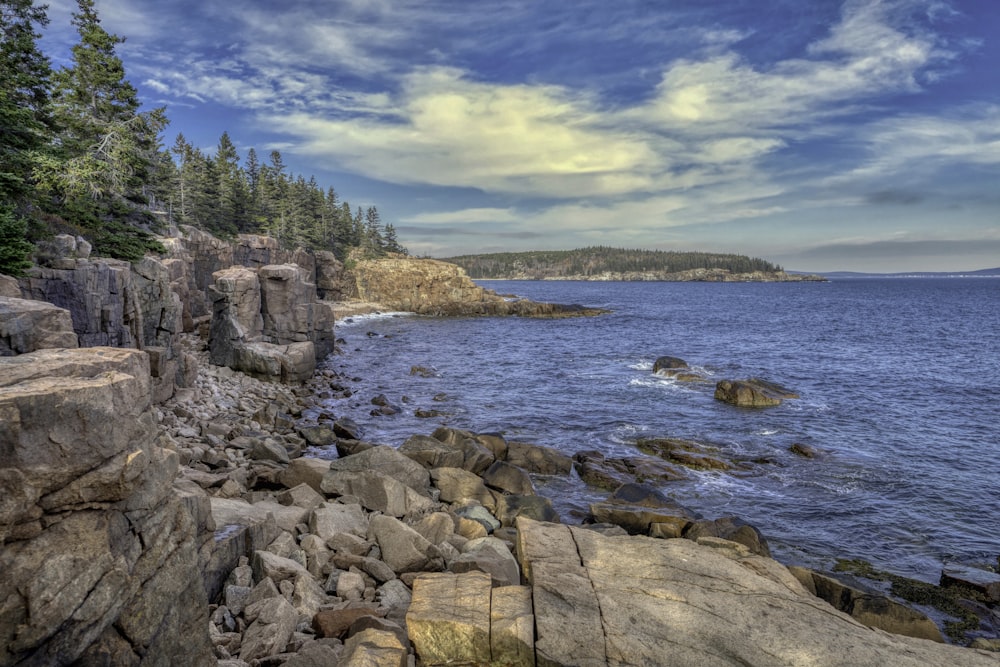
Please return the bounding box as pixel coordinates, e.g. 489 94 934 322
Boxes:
0 203 33 275
444 247 783 279
2 0 405 268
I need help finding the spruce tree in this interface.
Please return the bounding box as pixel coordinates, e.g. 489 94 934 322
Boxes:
0 0 52 209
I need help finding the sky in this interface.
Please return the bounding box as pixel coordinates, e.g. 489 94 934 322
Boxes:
38 0 1000 272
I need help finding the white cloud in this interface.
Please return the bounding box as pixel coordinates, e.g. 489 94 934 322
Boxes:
401 208 520 224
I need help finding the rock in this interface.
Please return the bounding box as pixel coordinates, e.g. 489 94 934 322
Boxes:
299 425 338 446
328 445 431 494
413 511 458 546
683 517 771 557
400 433 494 473
340 628 408 667
455 504 501 535
258 264 335 359
368 515 444 574
340 256 607 318
0 273 20 297
450 537 521 587
311 502 369 540
714 377 799 408
635 436 733 470
313 607 382 639
481 460 536 495
790 442 824 458
249 437 291 464
515 516 999 667
941 565 1000 602
430 467 498 512
0 348 213 664
406 572 493 666
652 355 688 374
791 568 945 642
0 296 79 355
239 596 299 662
589 499 697 536
281 641 344 667
574 450 687 490
321 470 434 518
506 441 573 475
495 494 559 527
491 585 535 667
279 457 332 494
347 616 409 652
337 571 367 601
276 483 326 510
333 417 362 440
251 550 312 585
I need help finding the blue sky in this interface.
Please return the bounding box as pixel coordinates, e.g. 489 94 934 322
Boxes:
40 0 1000 272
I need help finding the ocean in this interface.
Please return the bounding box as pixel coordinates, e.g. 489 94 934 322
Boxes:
319 277 1000 582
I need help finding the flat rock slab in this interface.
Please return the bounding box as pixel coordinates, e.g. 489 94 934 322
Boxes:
407 572 493 665
514 518 1000 667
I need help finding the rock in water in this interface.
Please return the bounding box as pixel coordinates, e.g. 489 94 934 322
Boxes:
714 377 799 407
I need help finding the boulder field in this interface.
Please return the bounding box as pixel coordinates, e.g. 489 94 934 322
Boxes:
2 338 999 665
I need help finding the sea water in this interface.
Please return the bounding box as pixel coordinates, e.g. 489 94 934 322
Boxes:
320 278 1000 582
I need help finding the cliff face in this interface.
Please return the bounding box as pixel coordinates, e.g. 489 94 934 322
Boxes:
340 256 608 317
0 348 214 665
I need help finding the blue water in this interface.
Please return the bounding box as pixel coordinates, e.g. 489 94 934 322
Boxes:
321 278 1000 582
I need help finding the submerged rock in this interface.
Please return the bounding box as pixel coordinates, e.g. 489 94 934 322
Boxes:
715 377 799 407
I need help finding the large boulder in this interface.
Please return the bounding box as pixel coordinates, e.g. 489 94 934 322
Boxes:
0 348 213 665
259 264 335 359
514 517 999 667
0 296 78 355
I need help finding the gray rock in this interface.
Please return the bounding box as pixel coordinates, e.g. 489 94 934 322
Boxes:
430 467 498 511
0 296 78 355
239 595 299 662
369 515 444 574
505 441 572 475
310 502 369 540
328 445 431 494
481 460 536 495
321 469 434 518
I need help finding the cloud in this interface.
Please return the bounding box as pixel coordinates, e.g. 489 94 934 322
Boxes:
866 189 925 205
400 208 520 224
796 237 1000 261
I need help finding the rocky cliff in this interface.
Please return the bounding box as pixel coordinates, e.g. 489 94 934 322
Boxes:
340 255 608 317
0 348 214 665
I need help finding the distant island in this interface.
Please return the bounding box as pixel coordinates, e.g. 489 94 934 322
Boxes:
442 247 826 282
820 268 1000 279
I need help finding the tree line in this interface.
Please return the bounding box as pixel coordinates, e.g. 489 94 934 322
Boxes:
0 0 404 277
444 247 784 279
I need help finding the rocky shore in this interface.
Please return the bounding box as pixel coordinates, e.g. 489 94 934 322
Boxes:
2 229 998 666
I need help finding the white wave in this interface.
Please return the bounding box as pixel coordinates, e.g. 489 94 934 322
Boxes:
757 429 780 436
337 311 413 326
629 361 654 371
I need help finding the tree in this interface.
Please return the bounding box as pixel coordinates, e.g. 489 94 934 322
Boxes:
0 202 33 276
0 0 53 209
44 0 167 206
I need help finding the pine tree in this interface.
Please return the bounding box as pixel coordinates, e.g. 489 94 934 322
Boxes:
215 131 246 234
0 0 53 209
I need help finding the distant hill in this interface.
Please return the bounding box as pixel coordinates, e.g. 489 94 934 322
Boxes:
441 247 825 282
820 268 1000 279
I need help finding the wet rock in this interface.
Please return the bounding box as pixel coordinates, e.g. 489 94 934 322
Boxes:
505 441 573 476
941 565 1000 603
635 437 733 470
791 568 945 642
715 377 799 408
495 494 559 527
333 417 362 440
652 355 688 374
790 442 824 458
481 460 536 496
589 499 697 536
683 517 771 557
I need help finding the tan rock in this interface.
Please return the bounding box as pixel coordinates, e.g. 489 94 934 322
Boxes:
407 572 492 665
491 585 535 667
341 628 408 667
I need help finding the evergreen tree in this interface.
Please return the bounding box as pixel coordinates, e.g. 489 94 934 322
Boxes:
0 203 33 276
214 131 246 233
1 0 53 209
